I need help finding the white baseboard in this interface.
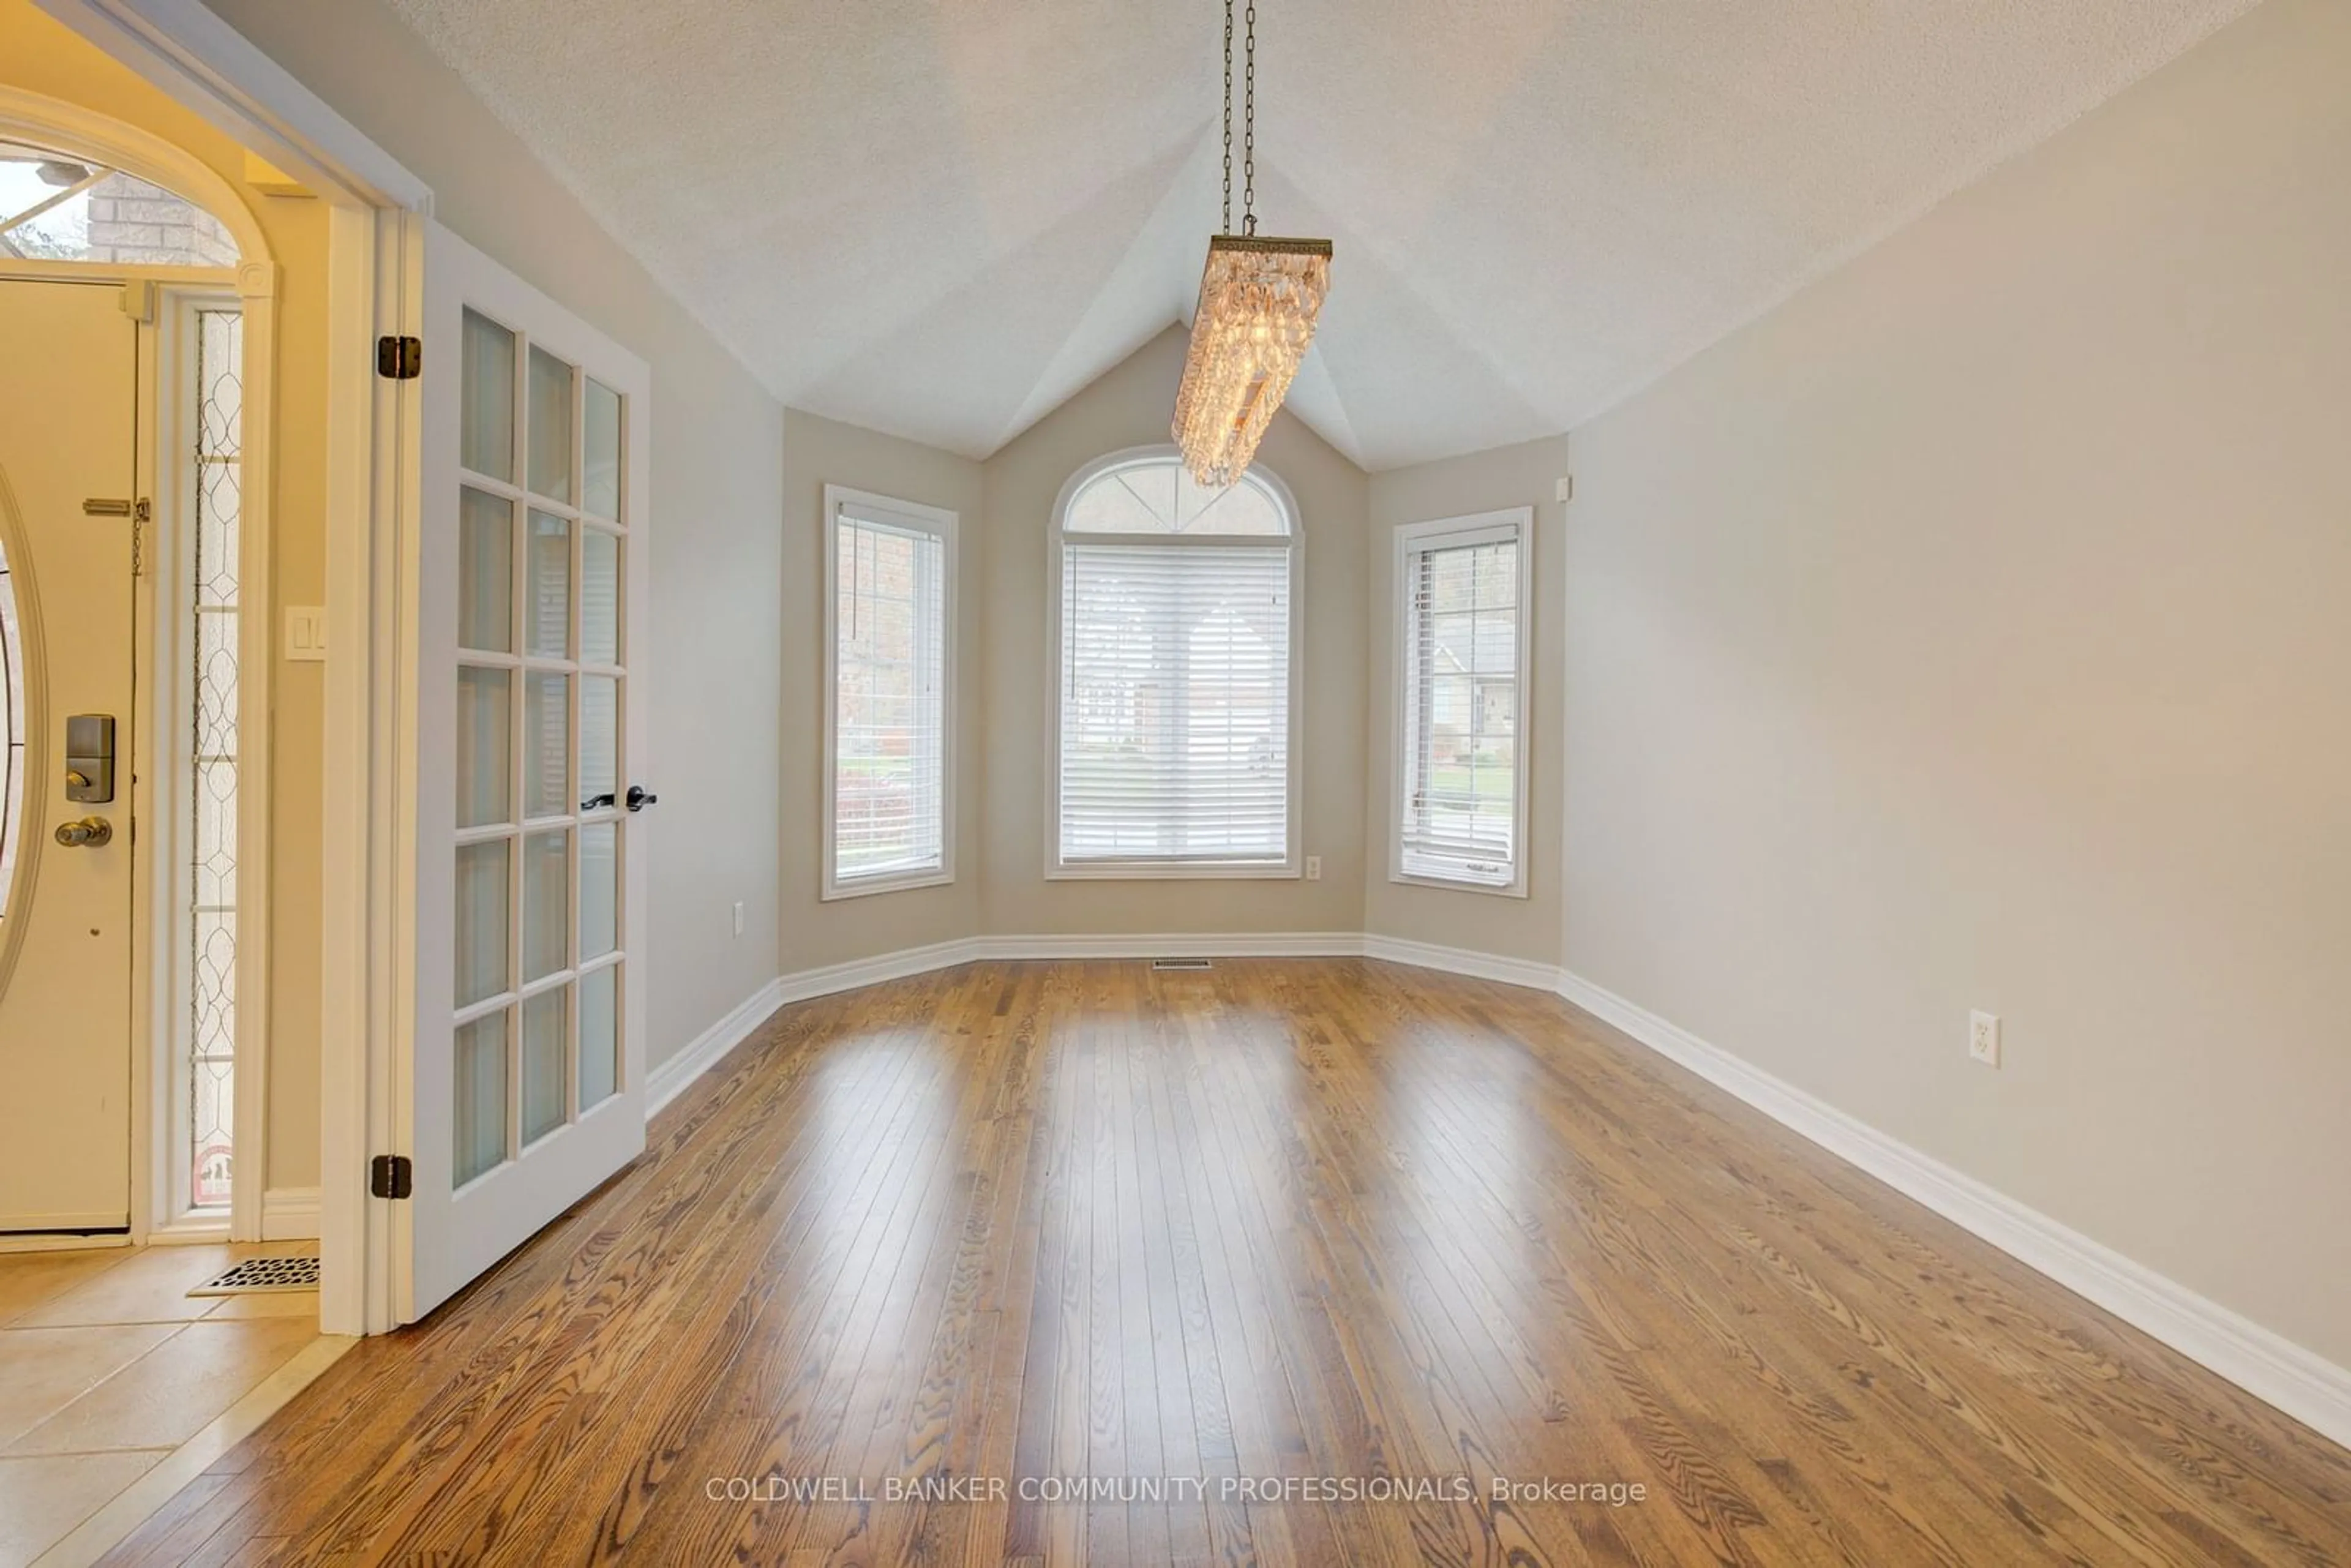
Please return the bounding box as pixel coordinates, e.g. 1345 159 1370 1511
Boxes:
646 975 790 1116
639 931 1493 1123
260 1186 320 1241
778 937 988 1002
975 931 1365 961
645 946 1015 1122
779 930 1546 975
1553 968 2351 1451
760 929 1376 1010
1362 933 1564 992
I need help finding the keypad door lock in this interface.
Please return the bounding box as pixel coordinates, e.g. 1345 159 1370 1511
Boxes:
66 714 115 803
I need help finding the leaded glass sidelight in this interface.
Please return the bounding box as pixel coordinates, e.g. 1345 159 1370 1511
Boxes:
187 307 242 1211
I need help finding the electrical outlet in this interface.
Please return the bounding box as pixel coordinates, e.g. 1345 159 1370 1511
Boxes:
1305 855 1322 881
731 901 745 937
1969 1010 2001 1068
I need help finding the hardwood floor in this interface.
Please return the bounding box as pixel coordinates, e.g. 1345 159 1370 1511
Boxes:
98 959 2350 1566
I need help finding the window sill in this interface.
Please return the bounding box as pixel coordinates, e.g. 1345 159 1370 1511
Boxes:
1388 868 1528 899
822 867 954 902
1049 861 1302 882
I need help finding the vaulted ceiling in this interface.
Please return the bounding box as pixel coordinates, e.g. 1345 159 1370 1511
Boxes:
386 0 2254 470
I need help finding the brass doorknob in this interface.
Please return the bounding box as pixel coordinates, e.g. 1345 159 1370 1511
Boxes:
54 817 113 848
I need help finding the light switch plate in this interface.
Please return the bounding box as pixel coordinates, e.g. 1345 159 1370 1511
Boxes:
285 606 326 662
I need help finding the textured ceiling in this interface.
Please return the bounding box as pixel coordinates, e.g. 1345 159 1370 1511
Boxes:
385 0 2256 470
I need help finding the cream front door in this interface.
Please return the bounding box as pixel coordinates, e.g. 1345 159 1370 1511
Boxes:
402 222 651 1320
0 279 138 1234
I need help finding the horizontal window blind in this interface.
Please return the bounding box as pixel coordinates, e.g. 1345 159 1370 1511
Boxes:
832 506 946 885
1059 542 1291 866
1400 520 1522 888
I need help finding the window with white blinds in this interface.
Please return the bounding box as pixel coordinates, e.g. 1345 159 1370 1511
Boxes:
1052 452 1299 877
1394 509 1531 894
823 487 954 898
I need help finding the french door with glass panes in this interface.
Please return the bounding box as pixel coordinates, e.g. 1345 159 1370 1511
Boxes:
408 222 651 1320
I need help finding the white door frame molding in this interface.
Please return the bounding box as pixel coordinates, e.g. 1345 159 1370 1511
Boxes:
32 0 434 1335
27 0 432 212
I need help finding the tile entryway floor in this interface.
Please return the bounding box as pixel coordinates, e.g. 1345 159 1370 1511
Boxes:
0 1244 335 1568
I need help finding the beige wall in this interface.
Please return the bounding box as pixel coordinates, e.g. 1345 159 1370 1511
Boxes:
210 0 788 1076
780 410 983 970
2 0 331 1188
1364 435 1569 964
1562 0 2351 1367
977 327 1370 938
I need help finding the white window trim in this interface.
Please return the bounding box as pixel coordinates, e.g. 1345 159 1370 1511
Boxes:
820 484 957 901
1045 444 1304 881
1389 506 1534 899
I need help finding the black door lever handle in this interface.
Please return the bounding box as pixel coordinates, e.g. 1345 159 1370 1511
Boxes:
626 785 658 812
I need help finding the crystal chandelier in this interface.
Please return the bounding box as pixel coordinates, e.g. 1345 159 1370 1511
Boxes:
1171 0 1332 488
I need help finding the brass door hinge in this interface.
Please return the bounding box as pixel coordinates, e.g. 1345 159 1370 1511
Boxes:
369 1153 414 1199
377 335 422 380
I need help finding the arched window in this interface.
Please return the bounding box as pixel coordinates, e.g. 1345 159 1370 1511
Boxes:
1049 448 1300 877
1 140 239 266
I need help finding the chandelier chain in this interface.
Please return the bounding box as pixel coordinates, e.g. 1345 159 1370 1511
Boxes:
1242 1 1257 234
1221 0 1233 233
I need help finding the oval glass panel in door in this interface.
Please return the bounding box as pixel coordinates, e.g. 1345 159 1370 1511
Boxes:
0 527 25 934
